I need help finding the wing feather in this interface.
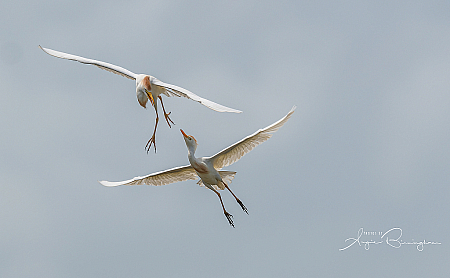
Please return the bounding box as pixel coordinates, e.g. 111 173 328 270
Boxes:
152 79 242 113
99 165 198 187
39 45 137 80
209 106 296 169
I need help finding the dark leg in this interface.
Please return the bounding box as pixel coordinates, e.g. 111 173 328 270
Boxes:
158 96 175 127
212 188 234 227
223 181 248 214
145 110 159 153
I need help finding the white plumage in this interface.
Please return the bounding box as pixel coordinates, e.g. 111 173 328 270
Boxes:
39 45 241 152
100 106 296 226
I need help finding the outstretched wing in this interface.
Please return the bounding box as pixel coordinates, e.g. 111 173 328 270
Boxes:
39 45 137 80
99 165 198 187
152 79 242 113
208 106 296 169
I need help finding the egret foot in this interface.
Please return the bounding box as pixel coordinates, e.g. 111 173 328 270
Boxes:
237 199 248 214
145 135 156 153
164 111 175 127
225 211 234 227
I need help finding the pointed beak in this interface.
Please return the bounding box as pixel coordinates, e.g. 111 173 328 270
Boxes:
180 129 188 138
146 90 155 106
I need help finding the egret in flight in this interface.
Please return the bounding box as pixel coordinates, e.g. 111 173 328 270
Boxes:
99 106 295 227
39 46 242 152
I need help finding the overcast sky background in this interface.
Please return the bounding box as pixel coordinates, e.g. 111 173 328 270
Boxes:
1 0 450 277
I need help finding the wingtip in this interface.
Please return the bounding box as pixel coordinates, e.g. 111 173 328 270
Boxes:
39 45 49 54
98 180 110 187
222 109 242 113
223 107 242 113
285 105 296 119
228 107 242 113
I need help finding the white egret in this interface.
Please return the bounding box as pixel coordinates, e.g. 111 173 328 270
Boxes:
100 106 296 227
39 46 242 152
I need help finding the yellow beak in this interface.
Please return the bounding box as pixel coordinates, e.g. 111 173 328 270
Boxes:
146 90 154 106
180 129 188 138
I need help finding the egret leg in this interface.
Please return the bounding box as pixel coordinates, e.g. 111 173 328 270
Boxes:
223 182 248 214
211 188 234 227
158 96 175 127
145 111 159 153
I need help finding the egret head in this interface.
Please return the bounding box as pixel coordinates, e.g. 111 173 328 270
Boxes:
136 75 154 107
181 129 198 152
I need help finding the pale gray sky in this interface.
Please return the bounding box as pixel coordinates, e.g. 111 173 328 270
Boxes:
1 0 449 277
